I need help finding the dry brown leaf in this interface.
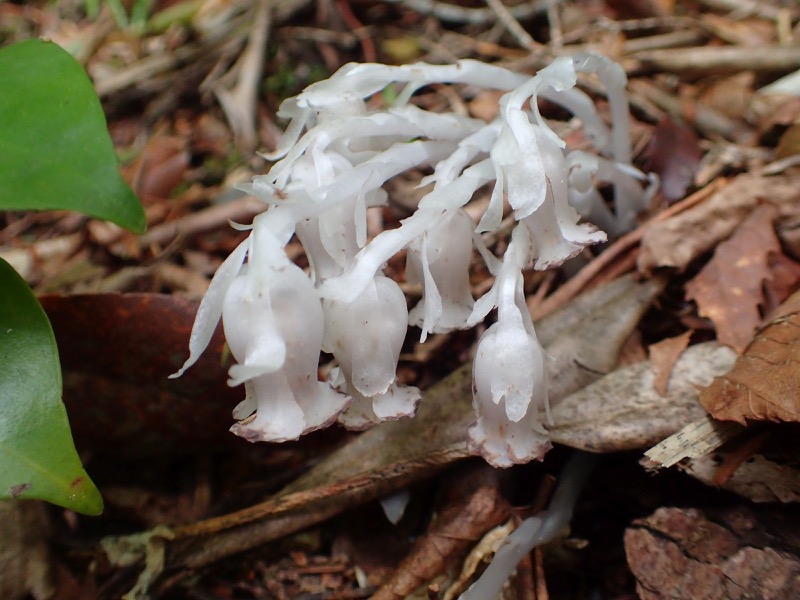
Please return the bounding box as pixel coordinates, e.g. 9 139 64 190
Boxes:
644 117 702 201
625 506 800 599
698 72 755 120
776 122 800 160
765 252 800 312
39 294 243 458
699 288 800 424
685 204 779 352
649 330 693 395
123 134 189 204
638 173 800 273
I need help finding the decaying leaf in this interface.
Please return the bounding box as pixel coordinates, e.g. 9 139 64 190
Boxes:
625 506 800 599
700 287 800 423
698 72 755 120
39 294 243 458
644 117 703 201
552 342 737 453
685 204 783 352
776 122 800 160
638 173 800 273
685 454 800 503
649 330 693 396
765 252 800 309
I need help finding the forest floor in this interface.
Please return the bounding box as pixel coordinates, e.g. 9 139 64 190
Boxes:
2 0 800 598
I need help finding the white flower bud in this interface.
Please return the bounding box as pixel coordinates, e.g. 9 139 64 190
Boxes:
468 226 551 466
222 223 348 443
324 275 420 428
407 208 475 340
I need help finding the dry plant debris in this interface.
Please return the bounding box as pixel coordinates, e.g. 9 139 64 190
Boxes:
625 506 800 599
685 203 791 352
648 329 693 396
3 0 800 597
700 287 800 424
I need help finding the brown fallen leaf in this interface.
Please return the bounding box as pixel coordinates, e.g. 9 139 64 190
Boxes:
776 121 800 160
648 330 693 396
39 293 243 458
685 204 782 352
124 133 190 205
699 287 800 424
764 252 800 311
625 506 800 599
644 117 703 202
698 72 755 121
638 173 800 274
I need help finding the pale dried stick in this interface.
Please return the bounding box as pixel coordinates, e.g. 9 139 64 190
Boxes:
695 0 799 21
214 0 272 152
112 196 265 255
382 0 545 25
484 0 541 51
627 78 747 142
631 46 800 74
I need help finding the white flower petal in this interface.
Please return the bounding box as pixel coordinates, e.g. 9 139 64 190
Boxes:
170 236 249 378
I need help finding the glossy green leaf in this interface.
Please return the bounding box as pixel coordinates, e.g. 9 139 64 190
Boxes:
0 39 145 233
0 258 103 515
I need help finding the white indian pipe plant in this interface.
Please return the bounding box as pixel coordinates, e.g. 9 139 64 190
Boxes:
172 53 657 468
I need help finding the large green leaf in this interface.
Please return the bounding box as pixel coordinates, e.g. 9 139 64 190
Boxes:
0 258 103 515
0 39 145 233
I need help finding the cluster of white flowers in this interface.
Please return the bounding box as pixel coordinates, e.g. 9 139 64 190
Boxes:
173 54 656 467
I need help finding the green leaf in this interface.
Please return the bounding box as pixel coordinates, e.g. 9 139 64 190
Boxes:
0 39 145 233
0 258 103 515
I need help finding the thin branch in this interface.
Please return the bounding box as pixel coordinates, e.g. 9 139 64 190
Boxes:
484 0 541 51
214 0 272 153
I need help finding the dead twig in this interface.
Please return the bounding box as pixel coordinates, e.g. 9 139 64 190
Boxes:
371 466 510 600
111 196 265 256
214 0 272 153
630 46 800 75
336 0 376 63
627 78 749 142
484 0 541 52
695 0 800 22
382 0 545 25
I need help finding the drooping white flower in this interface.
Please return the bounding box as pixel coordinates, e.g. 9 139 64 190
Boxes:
407 208 476 341
323 275 420 429
468 225 552 466
222 216 349 442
